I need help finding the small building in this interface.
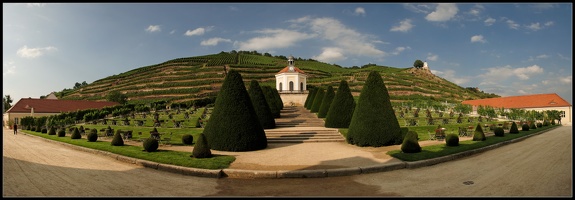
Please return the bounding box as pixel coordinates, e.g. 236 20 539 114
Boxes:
275 55 308 106
3 98 120 128
461 93 572 125
275 55 307 93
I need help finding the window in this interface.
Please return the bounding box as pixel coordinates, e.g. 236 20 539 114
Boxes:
279 82 283 92
289 81 294 91
561 111 566 118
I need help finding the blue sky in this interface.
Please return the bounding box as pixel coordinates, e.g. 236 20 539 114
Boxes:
3 3 573 105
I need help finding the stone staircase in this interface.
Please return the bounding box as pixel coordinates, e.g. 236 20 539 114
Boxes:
265 106 346 143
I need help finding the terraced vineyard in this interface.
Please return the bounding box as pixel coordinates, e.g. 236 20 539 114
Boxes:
57 51 498 105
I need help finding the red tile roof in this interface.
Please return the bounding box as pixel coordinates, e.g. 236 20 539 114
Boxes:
461 93 571 109
277 66 305 74
6 98 120 113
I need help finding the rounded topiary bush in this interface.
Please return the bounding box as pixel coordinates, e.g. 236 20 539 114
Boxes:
57 129 66 137
509 122 519 134
71 127 82 139
87 129 98 142
181 134 194 145
445 133 459 146
192 133 212 158
48 126 56 135
41 128 48 134
522 123 530 131
494 127 505 137
143 137 159 152
30 126 36 132
111 130 124 146
472 123 486 141
400 131 421 153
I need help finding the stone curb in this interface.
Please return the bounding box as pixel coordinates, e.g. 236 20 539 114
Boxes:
18 125 560 179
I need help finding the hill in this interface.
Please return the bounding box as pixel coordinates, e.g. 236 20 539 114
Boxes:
54 51 499 105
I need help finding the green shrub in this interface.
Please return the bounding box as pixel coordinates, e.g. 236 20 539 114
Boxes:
551 120 556 125
509 122 519 134
543 120 549 126
530 122 537 129
445 133 459 146
310 87 325 113
36 126 42 132
71 127 82 139
30 126 36 132
202 70 267 152
522 124 530 131
48 127 56 135
347 71 402 147
270 87 284 111
181 134 194 145
472 123 486 141
87 129 98 142
111 130 124 146
536 122 542 128
57 129 66 137
248 80 276 129
325 80 356 128
79 125 85 134
304 87 317 109
317 86 335 118
400 131 421 153
261 86 281 118
493 127 504 137
41 128 48 134
192 133 212 158
143 137 159 152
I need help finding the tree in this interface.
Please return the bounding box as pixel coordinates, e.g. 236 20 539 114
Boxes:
106 90 127 104
347 71 402 147
310 87 325 113
261 86 281 118
325 80 356 128
317 86 335 118
413 60 424 69
192 133 212 158
3 95 13 113
202 70 267 152
304 87 317 110
248 80 276 129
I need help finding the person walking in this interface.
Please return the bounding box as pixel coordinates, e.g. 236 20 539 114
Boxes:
13 124 17 135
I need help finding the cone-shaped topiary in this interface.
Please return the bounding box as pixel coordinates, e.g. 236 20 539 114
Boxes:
271 87 284 110
472 123 486 141
347 71 402 147
57 129 66 137
325 80 356 128
79 125 85 134
192 133 212 158
261 86 281 118
400 130 421 153
48 126 56 135
143 137 159 152
494 127 504 137
111 129 124 146
509 122 519 133
445 133 459 146
317 86 335 118
202 70 268 152
71 127 82 139
87 129 98 142
522 123 530 131
310 87 325 113
181 134 194 145
305 87 317 110
248 80 276 129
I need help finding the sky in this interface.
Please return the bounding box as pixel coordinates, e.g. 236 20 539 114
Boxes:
3 3 573 105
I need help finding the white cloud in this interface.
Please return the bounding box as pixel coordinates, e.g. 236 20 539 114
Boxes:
426 53 438 61
484 17 496 26
235 29 314 50
200 37 232 46
471 35 486 43
514 65 543 80
146 25 161 32
17 45 57 58
169 30 176 34
425 3 458 22
544 21 554 26
403 3 433 14
541 80 549 85
390 19 414 32
559 76 572 84
184 26 213 36
479 64 544 83
312 47 347 63
3 61 16 76
354 7 366 16
557 53 570 60
391 46 411 55
26 3 45 7
526 22 541 31
505 19 520 29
